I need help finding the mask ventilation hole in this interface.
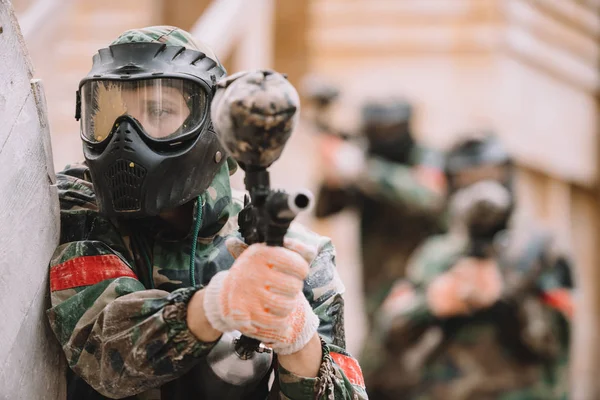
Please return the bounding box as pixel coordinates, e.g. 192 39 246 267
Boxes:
105 159 147 212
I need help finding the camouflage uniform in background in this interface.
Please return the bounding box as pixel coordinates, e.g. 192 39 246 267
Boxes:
314 100 446 320
47 26 367 400
364 221 572 400
363 134 573 400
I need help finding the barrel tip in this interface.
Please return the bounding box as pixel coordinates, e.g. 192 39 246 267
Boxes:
288 189 314 215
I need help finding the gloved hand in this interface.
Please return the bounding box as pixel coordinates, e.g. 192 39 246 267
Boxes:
320 135 365 187
203 237 320 355
426 257 504 317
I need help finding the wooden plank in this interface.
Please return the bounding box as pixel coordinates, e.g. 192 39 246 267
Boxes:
529 0 600 40
310 0 494 21
310 0 502 31
0 79 63 400
494 55 598 186
160 0 212 31
32 79 56 183
189 0 253 60
232 0 274 71
506 0 599 67
308 23 501 55
0 2 63 398
273 0 309 87
570 184 600 399
503 21 599 95
18 0 67 41
0 0 33 151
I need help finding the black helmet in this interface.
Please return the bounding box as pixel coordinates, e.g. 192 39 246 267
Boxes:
75 27 227 218
445 131 513 193
361 98 413 136
361 98 414 163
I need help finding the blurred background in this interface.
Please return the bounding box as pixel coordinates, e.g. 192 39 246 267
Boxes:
11 0 599 394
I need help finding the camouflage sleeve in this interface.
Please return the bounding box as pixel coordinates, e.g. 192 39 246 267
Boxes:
537 239 574 320
521 238 573 357
47 172 217 398
498 237 572 392
356 154 446 214
314 184 356 219
278 225 368 399
361 239 449 389
538 241 573 392
374 236 462 349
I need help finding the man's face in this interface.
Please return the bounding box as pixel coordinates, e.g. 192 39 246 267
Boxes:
85 79 196 143
120 84 190 139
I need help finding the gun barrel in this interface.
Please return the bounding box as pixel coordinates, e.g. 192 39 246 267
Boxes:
266 190 313 224
288 189 314 216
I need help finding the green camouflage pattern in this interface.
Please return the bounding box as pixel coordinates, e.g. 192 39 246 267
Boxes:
111 25 220 61
279 341 363 399
316 144 446 321
47 160 367 399
362 217 572 400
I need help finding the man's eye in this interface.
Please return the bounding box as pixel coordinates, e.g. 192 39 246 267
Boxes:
148 108 171 118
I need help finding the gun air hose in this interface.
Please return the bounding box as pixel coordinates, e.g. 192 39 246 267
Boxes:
189 195 203 287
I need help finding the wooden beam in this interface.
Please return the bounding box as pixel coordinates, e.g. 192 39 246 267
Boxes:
529 0 600 40
189 0 252 62
506 0 598 66
160 0 212 31
273 0 309 87
232 0 274 71
310 0 499 22
308 23 501 56
503 26 599 94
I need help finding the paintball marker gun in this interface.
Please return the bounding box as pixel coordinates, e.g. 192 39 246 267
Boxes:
301 75 356 140
448 180 512 259
205 70 313 388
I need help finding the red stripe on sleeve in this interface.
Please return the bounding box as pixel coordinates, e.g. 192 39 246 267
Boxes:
330 352 365 388
541 289 573 320
50 255 138 292
413 166 447 195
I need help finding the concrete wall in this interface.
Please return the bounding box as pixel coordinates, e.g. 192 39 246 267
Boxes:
0 1 63 398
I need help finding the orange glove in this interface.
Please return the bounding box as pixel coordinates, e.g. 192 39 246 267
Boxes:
203 237 319 355
320 135 365 187
426 257 503 317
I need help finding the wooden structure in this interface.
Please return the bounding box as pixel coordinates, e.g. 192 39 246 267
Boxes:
0 1 63 398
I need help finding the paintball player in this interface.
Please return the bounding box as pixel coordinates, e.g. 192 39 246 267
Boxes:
363 133 573 399
308 94 447 321
46 26 366 399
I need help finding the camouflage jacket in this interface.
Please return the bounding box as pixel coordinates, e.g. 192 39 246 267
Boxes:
315 144 447 319
363 219 572 400
47 162 367 400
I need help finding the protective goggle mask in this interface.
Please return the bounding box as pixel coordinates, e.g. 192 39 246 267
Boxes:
80 78 208 146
